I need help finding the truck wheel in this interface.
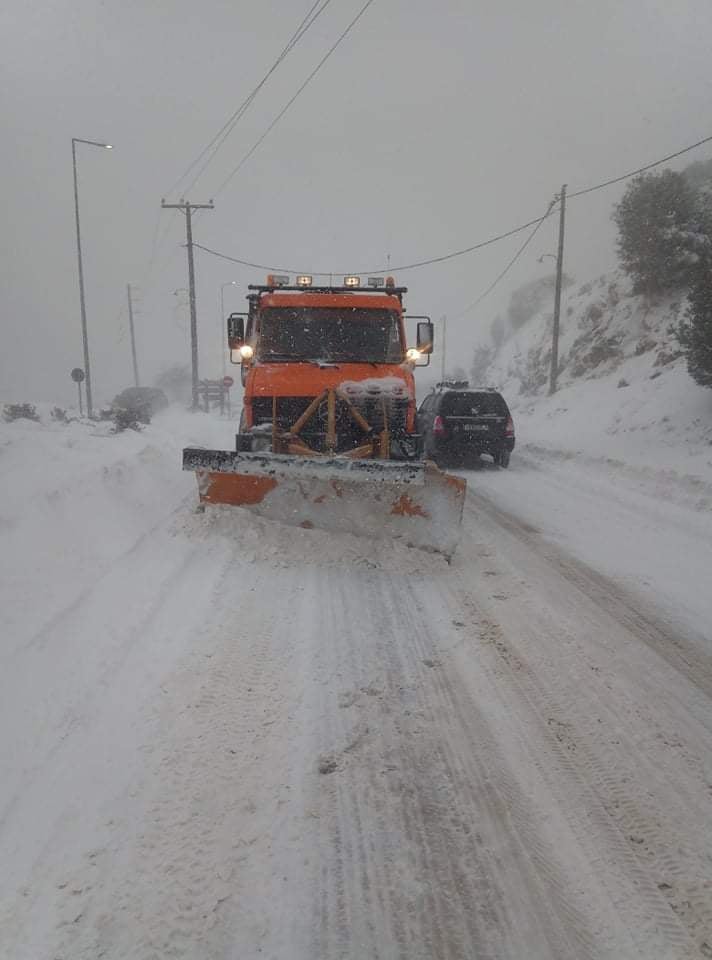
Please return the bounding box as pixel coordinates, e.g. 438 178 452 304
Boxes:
498 450 510 468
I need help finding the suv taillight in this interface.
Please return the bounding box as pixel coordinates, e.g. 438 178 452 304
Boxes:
505 416 514 437
433 414 446 436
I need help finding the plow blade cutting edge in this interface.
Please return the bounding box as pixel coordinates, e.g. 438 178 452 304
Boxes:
183 448 467 556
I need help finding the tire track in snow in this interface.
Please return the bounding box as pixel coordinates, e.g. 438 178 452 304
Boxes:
47 559 322 960
309 566 609 959
456 492 712 956
464 489 712 700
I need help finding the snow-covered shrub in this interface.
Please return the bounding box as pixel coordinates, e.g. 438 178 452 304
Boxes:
470 344 494 386
3 402 40 423
678 262 712 388
111 408 144 432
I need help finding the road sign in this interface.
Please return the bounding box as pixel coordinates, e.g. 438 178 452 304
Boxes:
222 375 234 389
71 367 85 383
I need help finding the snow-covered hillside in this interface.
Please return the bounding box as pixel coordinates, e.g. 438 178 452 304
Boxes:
477 271 712 483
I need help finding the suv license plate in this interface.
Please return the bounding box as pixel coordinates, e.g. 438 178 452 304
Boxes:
464 423 488 431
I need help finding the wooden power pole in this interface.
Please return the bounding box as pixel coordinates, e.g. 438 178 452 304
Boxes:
127 283 140 387
161 199 214 409
549 184 567 395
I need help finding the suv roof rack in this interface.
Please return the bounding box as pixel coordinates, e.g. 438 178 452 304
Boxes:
435 380 469 390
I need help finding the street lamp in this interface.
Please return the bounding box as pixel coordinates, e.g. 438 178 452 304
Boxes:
72 137 112 417
537 253 557 263
220 281 238 377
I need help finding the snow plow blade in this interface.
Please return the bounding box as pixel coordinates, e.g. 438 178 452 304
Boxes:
183 448 466 556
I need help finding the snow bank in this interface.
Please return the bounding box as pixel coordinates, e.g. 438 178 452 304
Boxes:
478 272 712 487
0 407 236 658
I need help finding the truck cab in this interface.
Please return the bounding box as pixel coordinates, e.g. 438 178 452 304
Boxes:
227 275 433 459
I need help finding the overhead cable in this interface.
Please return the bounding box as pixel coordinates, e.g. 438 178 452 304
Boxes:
141 5 332 299
450 132 712 319
175 1 334 198
167 1 331 199
212 0 378 200
194 129 712 279
568 132 712 198
452 199 558 318
192 207 558 276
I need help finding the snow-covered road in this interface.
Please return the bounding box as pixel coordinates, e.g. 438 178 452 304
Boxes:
2 414 711 959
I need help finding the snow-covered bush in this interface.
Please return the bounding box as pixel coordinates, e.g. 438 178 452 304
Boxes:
678 262 712 388
3 402 40 423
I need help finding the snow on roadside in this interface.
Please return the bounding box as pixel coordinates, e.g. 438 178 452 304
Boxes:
477 271 712 500
0 407 236 658
1 404 443 661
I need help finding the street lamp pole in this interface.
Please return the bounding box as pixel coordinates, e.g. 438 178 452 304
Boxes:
220 281 238 378
72 137 112 418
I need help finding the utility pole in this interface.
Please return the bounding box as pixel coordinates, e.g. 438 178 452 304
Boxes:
72 137 113 418
440 314 447 383
127 283 140 387
549 184 567 395
161 199 214 409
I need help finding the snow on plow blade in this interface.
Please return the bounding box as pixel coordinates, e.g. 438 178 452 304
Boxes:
183 448 466 556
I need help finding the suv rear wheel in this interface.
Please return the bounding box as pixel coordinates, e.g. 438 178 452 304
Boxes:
495 449 511 468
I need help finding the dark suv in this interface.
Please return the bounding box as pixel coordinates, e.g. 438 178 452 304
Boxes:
418 383 515 468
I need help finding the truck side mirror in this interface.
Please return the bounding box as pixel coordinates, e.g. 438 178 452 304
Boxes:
227 313 245 345
416 320 434 355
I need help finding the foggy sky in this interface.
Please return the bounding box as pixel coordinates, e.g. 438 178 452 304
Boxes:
3 0 712 405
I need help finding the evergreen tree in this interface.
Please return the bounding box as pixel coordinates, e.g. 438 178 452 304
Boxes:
613 170 705 293
678 262 712 388
471 344 494 385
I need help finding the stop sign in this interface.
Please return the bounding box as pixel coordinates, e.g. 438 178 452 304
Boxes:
223 375 234 389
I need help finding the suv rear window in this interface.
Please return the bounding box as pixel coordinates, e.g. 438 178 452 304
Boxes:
440 392 508 417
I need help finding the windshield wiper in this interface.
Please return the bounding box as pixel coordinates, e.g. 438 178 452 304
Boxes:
261 354 340 366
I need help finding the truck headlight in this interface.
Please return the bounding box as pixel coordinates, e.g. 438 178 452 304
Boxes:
239 344 254 360
406 348 421 362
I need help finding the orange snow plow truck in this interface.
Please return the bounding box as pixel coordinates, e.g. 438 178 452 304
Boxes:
183 275 466 555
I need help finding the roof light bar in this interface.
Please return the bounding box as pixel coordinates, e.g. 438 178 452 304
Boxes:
266 273 289 286
296 275 313 287
367 277 384 288
343 275 361 288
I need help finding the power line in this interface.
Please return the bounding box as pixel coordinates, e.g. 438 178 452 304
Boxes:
140 125 712 329
195 129 712 279
212 0 377 200
172 0 333 198
450 133 712 322
140 1 340 299
192 208 557 276
144 2 330 301
452 199 558 319
569 132 712 198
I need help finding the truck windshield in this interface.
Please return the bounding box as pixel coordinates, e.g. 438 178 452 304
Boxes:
258 307 403 363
